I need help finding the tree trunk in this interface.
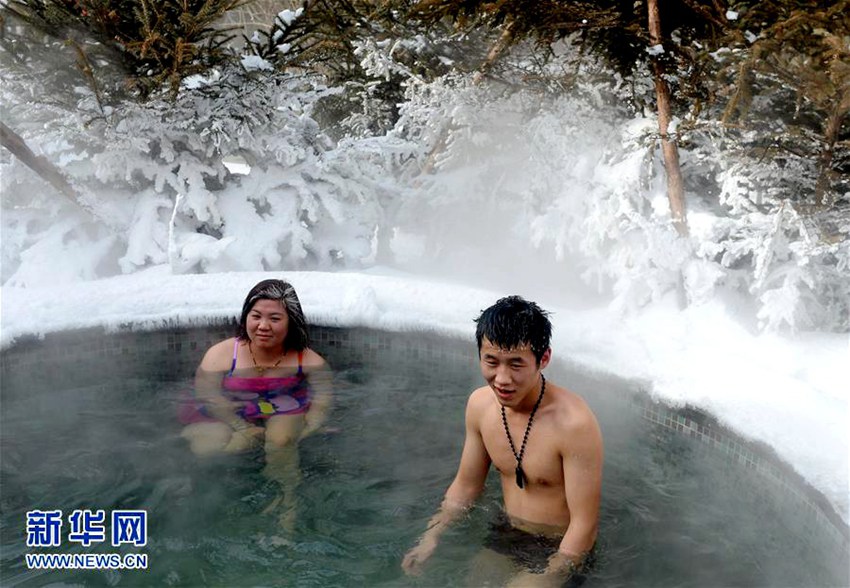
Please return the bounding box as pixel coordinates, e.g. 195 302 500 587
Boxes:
420 20 517 176
472 19 517 84
647 0 689 237
814 95 848 207
0 121 90 215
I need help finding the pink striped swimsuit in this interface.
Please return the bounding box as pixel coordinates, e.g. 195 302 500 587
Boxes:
179 340 311 424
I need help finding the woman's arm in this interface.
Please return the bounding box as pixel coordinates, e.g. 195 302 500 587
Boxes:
301 350 332 438
194 339 260 436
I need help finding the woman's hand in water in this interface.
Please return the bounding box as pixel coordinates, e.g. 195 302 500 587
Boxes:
223 426 265 453
401 534 438 576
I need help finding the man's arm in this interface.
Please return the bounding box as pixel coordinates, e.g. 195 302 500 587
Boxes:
401 390 492 576
506 407 603 588
546 408 604 577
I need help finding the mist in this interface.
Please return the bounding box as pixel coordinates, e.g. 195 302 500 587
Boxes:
1 0 847 528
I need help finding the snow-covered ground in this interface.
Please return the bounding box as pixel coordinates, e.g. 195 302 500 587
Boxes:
2 266 847 524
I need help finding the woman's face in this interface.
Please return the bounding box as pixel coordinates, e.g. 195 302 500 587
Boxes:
246 299 289 350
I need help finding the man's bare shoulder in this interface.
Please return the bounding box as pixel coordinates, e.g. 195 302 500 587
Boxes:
549 384 603 467
468 385 493 406
200 337 238 371
465 386 494 417
548 383 601 436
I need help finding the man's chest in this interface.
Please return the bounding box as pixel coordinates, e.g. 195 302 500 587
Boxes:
481 416 564 487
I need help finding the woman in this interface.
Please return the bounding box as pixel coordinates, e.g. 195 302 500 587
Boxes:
180 278 331 457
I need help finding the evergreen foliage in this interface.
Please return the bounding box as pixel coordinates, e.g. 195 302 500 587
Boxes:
714 1 850 204
4 0 245 96
242 0 414 137
0 0 847 332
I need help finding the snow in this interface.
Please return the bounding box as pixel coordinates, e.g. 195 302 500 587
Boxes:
182 70 222 89
1 267 847 524
240 55 273 72
221 156 251 175
277 9 298 27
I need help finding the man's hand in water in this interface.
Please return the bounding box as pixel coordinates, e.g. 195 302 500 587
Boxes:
401 534 438 576
505 551 581 588
223 426 265 453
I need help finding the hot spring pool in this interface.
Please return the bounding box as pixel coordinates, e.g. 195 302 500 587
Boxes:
1 325 847 587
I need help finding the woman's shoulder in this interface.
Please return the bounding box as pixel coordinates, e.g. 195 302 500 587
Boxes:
300 347 327 368
200 337 239 371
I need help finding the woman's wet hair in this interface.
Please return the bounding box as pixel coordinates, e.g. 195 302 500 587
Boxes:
237 279 309 351
475 295 552 364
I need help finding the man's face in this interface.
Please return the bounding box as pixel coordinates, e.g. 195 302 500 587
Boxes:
479 337 550 409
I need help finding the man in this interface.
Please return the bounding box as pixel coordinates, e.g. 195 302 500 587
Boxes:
402 296 603 586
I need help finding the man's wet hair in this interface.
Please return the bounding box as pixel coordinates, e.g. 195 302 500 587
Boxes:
475 296 552 364
237 279 309 351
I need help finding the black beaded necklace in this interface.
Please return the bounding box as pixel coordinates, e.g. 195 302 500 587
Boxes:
501 374 546 489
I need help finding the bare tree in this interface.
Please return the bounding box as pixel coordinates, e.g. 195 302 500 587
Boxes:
647 0 688 237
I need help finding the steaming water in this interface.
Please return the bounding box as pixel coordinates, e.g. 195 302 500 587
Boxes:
0 336 846 587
